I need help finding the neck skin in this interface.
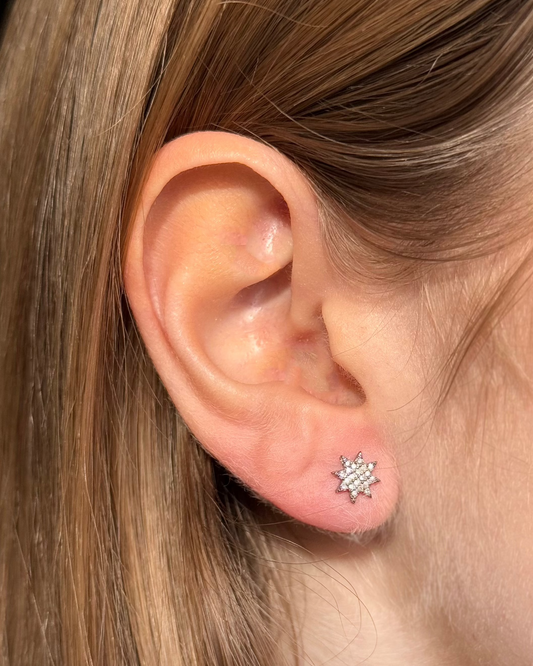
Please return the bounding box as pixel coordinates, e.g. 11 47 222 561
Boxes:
273 522 472 666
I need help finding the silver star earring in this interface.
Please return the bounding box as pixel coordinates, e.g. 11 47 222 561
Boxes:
332 451 380 503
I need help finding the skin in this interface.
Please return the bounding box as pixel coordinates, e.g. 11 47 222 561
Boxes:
124 131 533 665
277 248 533 665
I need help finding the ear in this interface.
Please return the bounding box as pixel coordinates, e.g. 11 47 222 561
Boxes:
123 131 400 533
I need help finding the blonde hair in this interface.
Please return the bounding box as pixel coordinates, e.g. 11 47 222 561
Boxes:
1 0 533 663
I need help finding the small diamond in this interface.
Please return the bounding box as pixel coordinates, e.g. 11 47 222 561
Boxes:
332 453 381 503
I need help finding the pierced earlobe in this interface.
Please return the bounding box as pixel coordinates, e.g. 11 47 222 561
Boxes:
332 452 380 503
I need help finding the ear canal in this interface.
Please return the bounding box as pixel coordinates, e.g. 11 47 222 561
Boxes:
126 131 400 533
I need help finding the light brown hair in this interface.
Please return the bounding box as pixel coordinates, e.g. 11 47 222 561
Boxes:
1 0 533 663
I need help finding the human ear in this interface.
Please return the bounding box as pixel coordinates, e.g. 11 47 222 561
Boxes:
123 131 400 533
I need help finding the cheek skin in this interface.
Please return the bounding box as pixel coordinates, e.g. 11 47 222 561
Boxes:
415 280 533 664
321 273 533 664
417 390 533 664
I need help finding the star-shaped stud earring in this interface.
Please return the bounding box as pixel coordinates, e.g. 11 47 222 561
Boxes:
332 452 380 503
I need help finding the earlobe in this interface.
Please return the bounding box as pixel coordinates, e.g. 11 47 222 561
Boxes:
123 131 400 534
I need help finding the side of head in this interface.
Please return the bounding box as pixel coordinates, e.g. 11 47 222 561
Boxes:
1 1 533 665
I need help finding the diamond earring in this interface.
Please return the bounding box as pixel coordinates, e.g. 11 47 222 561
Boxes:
332 451 380 503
